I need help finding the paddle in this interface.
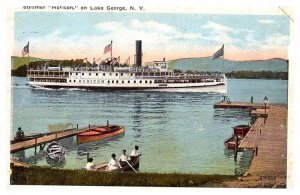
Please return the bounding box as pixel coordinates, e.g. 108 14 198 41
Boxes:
125 160 138 173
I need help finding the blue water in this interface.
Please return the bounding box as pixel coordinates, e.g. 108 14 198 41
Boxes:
11 77 287 175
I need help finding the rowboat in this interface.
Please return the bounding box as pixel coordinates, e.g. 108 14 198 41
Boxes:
77 125 125 144
233 125 251 138
94 156 140 172
46 141 66 162
224 136 239 150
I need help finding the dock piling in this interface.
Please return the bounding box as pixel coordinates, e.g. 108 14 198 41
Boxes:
251 96 254 104
234 136 238 161
89 124 90 130
107 120 109 126
255 147 258 156
77 124 78 129
87 152 90 162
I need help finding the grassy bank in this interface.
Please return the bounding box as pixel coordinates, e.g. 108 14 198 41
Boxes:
10 166 235 187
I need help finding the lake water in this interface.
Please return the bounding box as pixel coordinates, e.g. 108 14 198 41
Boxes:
11 77 287 175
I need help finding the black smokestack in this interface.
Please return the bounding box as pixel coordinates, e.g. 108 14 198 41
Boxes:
136 40 142 68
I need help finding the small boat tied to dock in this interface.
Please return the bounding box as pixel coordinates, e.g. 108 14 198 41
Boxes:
77 125 125 144
224 125 251 150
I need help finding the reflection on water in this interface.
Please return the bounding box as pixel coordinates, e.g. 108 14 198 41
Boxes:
11 77 288 174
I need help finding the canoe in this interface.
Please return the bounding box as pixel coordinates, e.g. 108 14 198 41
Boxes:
94 156 140 172
77 125 125 144
233 125 251 138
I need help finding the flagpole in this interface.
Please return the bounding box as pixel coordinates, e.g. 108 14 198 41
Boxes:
110 40 113 71
222 44 224 74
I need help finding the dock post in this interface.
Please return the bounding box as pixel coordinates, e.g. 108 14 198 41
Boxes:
234 136 238 161
255 147 258 156
89 124 90 130
77 124 78 129
260 128 261 134
34 138 37 154
87 152 90 162
107 120 109 126
250 96 253 104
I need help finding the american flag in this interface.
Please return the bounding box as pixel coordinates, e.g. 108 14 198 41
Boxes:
103 43 112 54
212 45 224 60
22 43 29 57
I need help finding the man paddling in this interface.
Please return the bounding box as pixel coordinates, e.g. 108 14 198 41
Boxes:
119 149 130 167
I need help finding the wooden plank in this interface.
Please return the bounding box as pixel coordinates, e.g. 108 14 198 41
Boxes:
213 101 270 109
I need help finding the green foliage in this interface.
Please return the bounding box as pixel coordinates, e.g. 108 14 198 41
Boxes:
11 56 46 70
11 166 235 186
226 71 288 80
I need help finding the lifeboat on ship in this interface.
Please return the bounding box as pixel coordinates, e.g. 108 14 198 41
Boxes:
77 125 125 144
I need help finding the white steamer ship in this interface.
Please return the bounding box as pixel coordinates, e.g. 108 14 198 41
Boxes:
27 40 227 92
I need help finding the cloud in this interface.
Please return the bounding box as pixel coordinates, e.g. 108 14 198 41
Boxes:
258 19 274 24
202 21 234 32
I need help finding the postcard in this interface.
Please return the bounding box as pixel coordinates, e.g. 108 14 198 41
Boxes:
3 0 296 191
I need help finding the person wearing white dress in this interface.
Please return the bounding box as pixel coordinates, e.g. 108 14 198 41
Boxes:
85 157 95 170
119 150 130 167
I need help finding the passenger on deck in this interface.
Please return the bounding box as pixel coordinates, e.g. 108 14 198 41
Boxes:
106 153 122 171
15 127 25 140
85 157 95 170
130 145 141 157
119 149 130 167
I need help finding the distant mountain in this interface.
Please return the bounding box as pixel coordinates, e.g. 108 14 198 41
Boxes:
11 56 46 70
168 57 288 72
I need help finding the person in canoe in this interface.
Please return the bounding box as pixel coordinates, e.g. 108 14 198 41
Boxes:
119 149 130 167
130 145 142 157
106 153 122 171
85 157 95 170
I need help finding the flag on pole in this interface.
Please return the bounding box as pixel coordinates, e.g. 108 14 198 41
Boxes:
22 43 29 57
103 43 112 54
212 45 224 60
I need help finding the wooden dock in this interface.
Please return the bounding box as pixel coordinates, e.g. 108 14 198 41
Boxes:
215 101 288 187
245 105 287 185
214 101 270 109
10 125 97 153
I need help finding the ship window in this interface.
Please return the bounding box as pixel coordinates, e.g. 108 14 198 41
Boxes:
128 81 130 83
74 80 76 83
145 80 148 83
69 80 71 82
89 73 91 76
108 80 110 83
103 73 105 76
131 73 133 76
134 80 136 83
122 80 124 83
116 73 118 76
110 73 112 76
116 80 119 83
79 80 81 83
96 73 98 76
121 73 123 76
76 73 78 75
140 80 142 83
82 73 84 76
112 80 114 83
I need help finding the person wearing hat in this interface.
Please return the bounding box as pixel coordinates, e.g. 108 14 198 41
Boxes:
106 153 122 171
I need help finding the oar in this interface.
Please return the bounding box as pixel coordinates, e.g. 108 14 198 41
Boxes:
125 160 138 173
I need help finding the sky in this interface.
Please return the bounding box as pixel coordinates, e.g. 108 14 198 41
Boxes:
13 12 290 62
